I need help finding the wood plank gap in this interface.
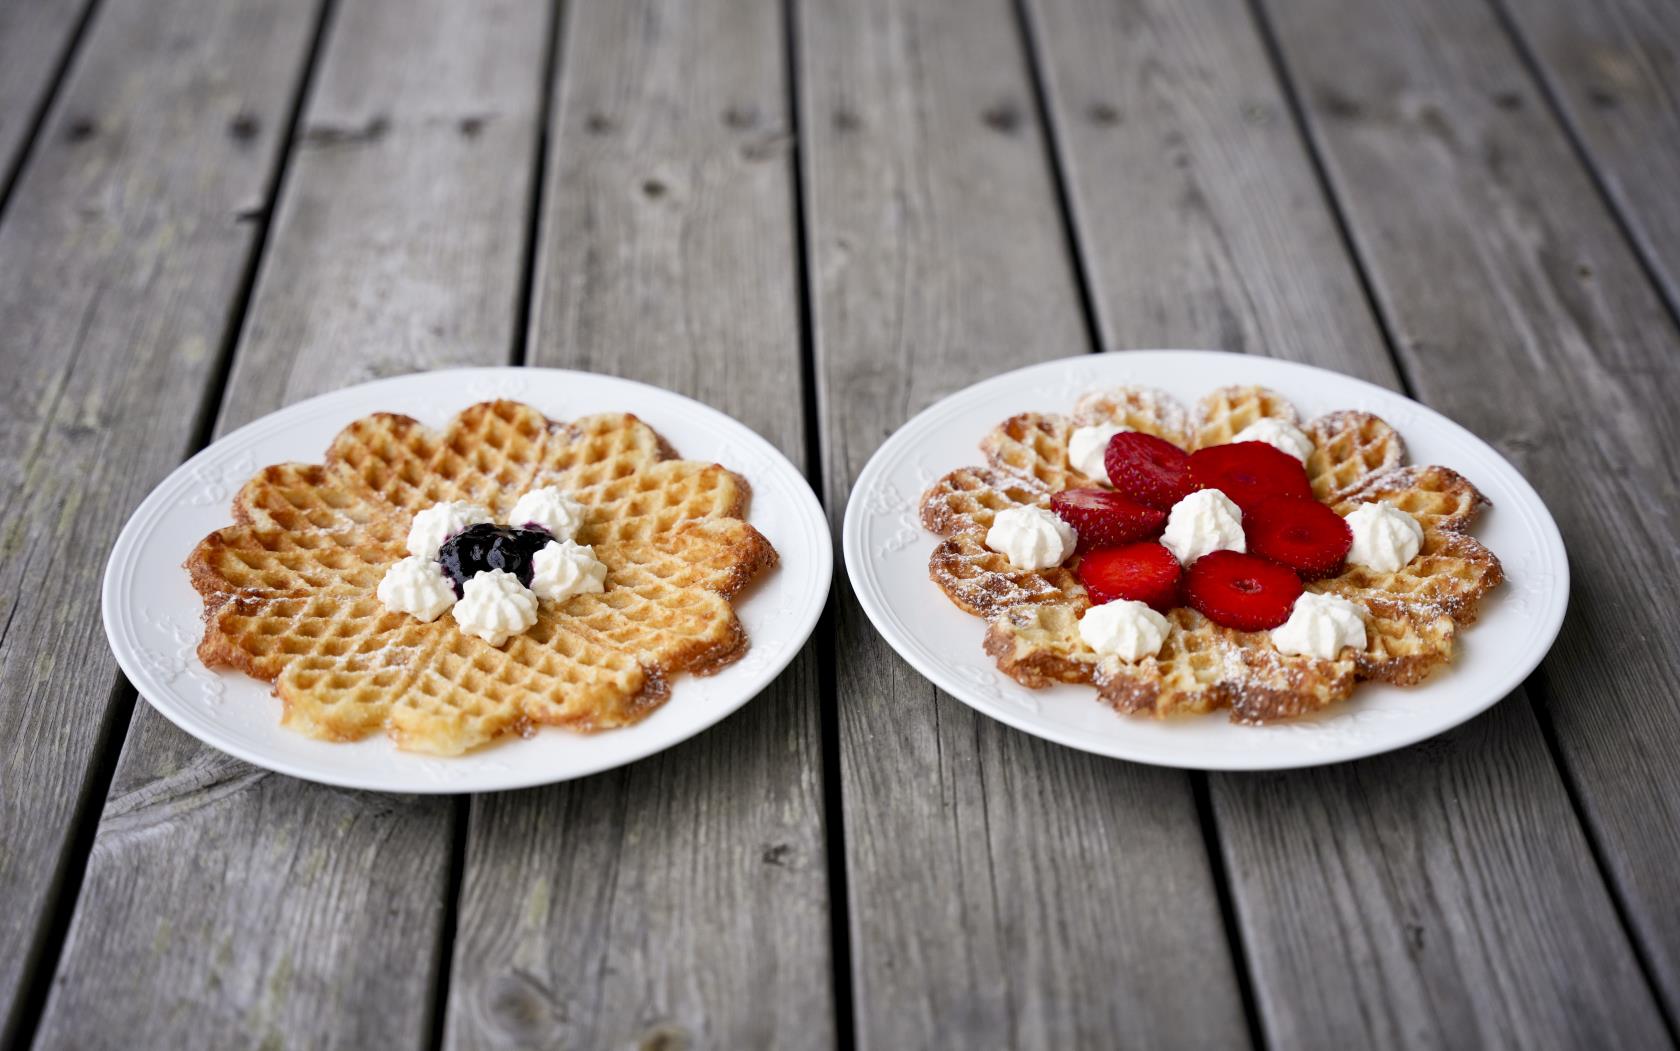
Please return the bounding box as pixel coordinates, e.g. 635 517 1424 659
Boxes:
4 3 341 1045
1013 4 1272 1042
428 2 563 1036
1241 0 1422 400
1008 0 1104 354
1191 773 1268 1051
426 796 472 1051
1244 0 1680 1034
426 2 564 1044
184 0 342 454
4 681 134 1051
781 0 856 1044
509 0 566 368
1516 667 1680 1045
0 0 102 227
809 603 854 1050
1481 0 1680 334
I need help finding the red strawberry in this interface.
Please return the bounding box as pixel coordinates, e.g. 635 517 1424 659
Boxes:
1050 488 1167 550
1077 542 1182 611
1187 441 1313 512
1103 432 1192 510
1246 496 1353 579
1183 550 1302 631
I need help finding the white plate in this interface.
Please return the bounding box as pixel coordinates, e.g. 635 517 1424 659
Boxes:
103 368 831 793
843 351 1567 771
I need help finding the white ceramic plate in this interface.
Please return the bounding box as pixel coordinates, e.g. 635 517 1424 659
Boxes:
843 351 1567 771
103 368 831 793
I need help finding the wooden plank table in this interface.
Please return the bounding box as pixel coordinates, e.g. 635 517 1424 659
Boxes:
1 0 1676 1046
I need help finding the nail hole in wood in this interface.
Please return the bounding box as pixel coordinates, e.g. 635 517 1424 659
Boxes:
982 101 1023 134
1318 87 1361 120
227 112 260 143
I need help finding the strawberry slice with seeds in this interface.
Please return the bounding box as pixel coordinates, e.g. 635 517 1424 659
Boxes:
1183 550 1302 631
1187 441 1312 512
1077 541 1182 611
1104 432 1192 510
1246 496 1353 579
1050 488 1167 551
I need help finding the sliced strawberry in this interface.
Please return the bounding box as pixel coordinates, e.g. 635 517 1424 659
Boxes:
1050 488 1167 551
1187 441 1313 512
1183 550 1302 631
1246 496 1353 579
1103 432 1192 510
1077 541 1182 611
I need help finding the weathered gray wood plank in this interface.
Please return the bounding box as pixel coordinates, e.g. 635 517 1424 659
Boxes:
1495 0 1680 315
33 1 551 1048
0 0 94 200
1265 0 1680 1024
1025 0 1388 372
0 0 323 1041
443 2 834 1048
1025 0 1673 1046
799 0 1252 1045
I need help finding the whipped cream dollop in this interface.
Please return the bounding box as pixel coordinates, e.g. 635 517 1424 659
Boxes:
1344 501 1423 573
511 486 587 540
1161 489 1245 565
1272 591 1368 660
1079 599 1171 661
1233 418 1313 464
376 556 458 622
451 569 539 646
1067 423 1129 483
986 505 1077 570
407 500 493 559
531 539 608 603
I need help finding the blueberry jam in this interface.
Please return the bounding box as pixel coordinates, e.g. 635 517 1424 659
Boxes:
436 523 552 597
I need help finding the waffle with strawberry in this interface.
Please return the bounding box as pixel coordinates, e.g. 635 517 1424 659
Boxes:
918 384 1502 723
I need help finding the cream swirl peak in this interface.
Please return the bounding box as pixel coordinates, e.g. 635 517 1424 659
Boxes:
1345 501 1423 573
985 505 1076 570
1160 489 1245 566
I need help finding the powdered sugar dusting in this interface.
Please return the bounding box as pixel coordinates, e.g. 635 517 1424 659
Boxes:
918 382 1503 724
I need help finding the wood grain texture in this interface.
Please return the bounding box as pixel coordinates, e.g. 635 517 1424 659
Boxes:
1025 0 1387 372
1494 0 1680 313
443 2 834 1048
799 0 1251 1045
1026 0 1673 1045
0 0 322 1041
0 0 94 197
33 1 550 1048
1265 0 1680 1025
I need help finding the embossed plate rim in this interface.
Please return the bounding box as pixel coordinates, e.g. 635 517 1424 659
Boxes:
103 367 832 793
841 350 1569 771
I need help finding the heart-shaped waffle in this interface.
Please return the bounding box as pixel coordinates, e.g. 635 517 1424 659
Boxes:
919 384 1502 723
188 401 776 755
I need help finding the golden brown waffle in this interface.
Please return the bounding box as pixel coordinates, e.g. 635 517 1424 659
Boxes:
981 413 1098 491
919 383 1503 724
1072 385 1193 445
1190 385 1299 449
1304 411 1404 500
189 401 776 755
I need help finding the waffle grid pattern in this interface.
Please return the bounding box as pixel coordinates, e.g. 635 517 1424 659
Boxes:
920 384 1503 723
189 401 776 755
